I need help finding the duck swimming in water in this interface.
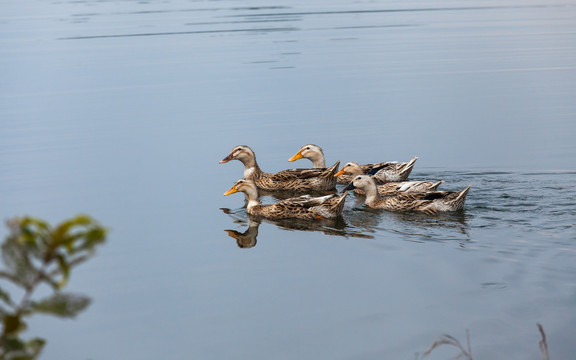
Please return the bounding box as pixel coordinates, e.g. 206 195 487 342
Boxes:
220 145 339 191
224 179 348 219
344 175 470 214
288 144 417 183
335 161 443 195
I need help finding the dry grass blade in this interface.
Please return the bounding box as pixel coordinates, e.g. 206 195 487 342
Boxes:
422 331 473 360
537 323 550 360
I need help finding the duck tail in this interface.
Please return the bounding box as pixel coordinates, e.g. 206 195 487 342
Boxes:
430 180 444 191
326 160 341 176
451 185 471 210
399 156 418 177
333 190 348 215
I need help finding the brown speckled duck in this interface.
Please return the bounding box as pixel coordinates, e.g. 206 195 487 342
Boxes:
335 162 443 195
344 175 470 214
288 144 417 183
220 145 339 191
224 179 348 219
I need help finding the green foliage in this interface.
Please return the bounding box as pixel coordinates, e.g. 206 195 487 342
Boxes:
30 293 91 318
0 215 107 360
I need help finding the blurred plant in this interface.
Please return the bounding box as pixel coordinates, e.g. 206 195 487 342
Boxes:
419 324 551 359
0 215 107 360
421 330 473 360
537 323 550 360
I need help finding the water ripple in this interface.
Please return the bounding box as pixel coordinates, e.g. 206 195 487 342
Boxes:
58 27 298 40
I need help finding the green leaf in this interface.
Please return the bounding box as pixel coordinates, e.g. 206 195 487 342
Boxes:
0 336 45 360
70 228 107 255
54 255 70 289
1 335 27 353
2 314 25 335
51 215 95 246
1 238 37 290
29 293 91 318
48 216 107 257
17 217 52 252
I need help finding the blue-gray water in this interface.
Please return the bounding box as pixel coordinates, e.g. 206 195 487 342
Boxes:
1 0 575 359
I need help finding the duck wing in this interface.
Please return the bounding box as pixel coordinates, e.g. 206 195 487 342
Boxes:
274 168 331 180
280 194 336 208
361 162 399 175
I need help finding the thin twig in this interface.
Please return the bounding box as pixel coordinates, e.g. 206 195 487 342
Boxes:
537 323 550 360
422 332 473 360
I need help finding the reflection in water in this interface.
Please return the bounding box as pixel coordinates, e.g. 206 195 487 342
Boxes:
221 207 373 248
225 218 259 249
344 200 471 243
221 197 472 249
385 210 471 241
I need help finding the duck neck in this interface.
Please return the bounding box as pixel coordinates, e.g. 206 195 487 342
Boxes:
362 182 380 204
244 188 261 211
247 219 260 236
310 153 326 168
239 154 262 179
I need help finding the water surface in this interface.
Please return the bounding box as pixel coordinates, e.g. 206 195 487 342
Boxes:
1 0 575 359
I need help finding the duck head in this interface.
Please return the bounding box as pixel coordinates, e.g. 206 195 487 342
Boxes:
220 145 255 164
335 162 363 177
288 144 325 167
343 175 375 191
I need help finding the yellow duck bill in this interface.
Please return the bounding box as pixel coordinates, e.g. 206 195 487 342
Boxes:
223 186 238 196
288 150 303 162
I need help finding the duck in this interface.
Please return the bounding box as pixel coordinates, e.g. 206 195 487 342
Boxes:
288 144 417 183
224 179 348 220
344 175 471 214
220 145 339 191
335 162 444 195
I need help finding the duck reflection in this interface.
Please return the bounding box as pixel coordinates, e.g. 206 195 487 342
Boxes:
221 207 373 249
346 204 471 243
221 186 472 248
392 210 470 240
225 218 260 249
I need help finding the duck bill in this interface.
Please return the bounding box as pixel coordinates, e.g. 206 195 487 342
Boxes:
334 169 346 177
343 183 356 191
288 150 303 162
223 186 238 196
219 153 234 164
225 230 239 238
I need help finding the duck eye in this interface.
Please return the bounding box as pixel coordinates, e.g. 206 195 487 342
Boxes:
306 147 310 150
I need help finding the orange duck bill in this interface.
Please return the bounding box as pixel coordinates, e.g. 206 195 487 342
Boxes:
219 153 234 163
334 169 346 177
288 150 303 162
223 186 238 196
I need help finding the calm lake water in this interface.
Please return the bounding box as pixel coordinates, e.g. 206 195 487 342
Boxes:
1 0 575 359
